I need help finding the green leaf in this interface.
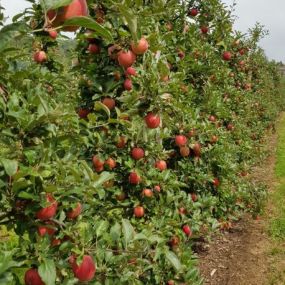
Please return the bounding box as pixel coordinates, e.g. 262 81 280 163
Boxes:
62 279 78 285
117 4 138 42
80 160 95 181
0 158 18 176
0 23 28 53
110 222 121 241
94 101 111 117
0 180 6 189
38 259 56 285
63 17 114 42
122 219 135 248
92 172 114 188
40 0 73 11
148 235 164 244
0 250 21 276
96 188 106 199
96 220 109 237
12 179 31 193
162 170 171 181
0 274 14 285
12 12 26 22
165 251 182 272
133 233 148 240
216 40 227 49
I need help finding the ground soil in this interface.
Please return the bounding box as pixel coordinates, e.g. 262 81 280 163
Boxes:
198 130 278 285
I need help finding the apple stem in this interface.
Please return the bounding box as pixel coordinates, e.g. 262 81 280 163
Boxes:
44 10 57 28
31 25 63 34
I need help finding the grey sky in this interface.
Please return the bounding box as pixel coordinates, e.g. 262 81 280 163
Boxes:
1 0 284 62
222 0 284 62
1 0 30 20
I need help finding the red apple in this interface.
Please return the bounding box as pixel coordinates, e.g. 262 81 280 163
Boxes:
208 115 216 122
192 143 201 157
211 135 218 144
36 193 58 220
51 238 61 246
167 280 175 285
48 29 58 39
187 129 196 138
77 108 90 119
222 51 232 61
182 225 192 236
191 193 198 202
92 156 104 168
154 185 161 192
69 255 96 282
227 123 234 131
134 206 144 218
118 50 136 68
102 97 115 110
170 236 179 247
125 67 137 77
33 51 47 63
180 146 190 157
189 8 198 16
116 136 127 148
154 160 167 171
24 268 44 285
105 158 116 169
116 192 126 201
213 178 220 187
175 135 187 146
131 147 145 160
239 60 245 66
239 48 246 55
144 112 160 129
200 26 209 34
129 172 141 185
47 0 88 32
178 50 185 59
67 202 82 219
37 224 56 237
131 37 149 55
123 78 132 91
88 44 100 54
94 165 103 173
179 207 187 215
142 188 153 198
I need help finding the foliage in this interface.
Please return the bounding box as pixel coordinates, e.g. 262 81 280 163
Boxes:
0 0 284 284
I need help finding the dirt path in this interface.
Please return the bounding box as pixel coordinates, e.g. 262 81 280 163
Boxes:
198 215 271 285
198 129 278 285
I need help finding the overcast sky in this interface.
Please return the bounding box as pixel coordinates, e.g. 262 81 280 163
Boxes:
1 0 284 62
222 0 284 62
